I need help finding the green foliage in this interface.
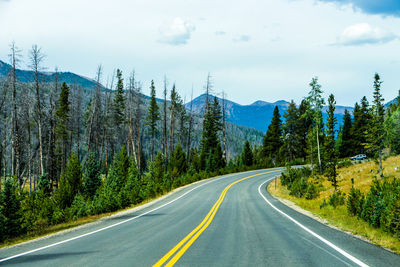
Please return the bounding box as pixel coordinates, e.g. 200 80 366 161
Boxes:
55 82 71 169
297 100 313 161
146 80 161 158
280 166 318 199
0 178 22 241
113 69 125 126
360 178 400 231
56 153 83 209
351 98 371 155
37 173 51 196
325 94 338 190
106 146 130 193
241 140 253 166
328 190 345 208
347 185 365 216
84 153 101 199
385 108 400 155
200 97 224 172
169 143 188 178
365 73 385 176
339 109 353 158
337 159 353 169
263 106 282 162
283 101 300 163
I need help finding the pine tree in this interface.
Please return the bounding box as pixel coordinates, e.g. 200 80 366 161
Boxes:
146 80 160 160
55 82 71 174
242 140 253 166
106 146 130 193
366 73 385 177
200 97 223 171
57 153 82 208
113 69 125 127
0 178 22 240
283 101 300 163
84 153 101 199
263 106 282 163
169 143 188 178
351 97 371 155
339 109 352 158
306 77 325 173
298 100 313 162
325 94 338 190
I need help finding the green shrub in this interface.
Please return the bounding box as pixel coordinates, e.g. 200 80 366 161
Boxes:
338 159 353 169
347 187 364 216
329 191 345 208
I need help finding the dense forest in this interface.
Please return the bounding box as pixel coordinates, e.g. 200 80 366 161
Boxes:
277 73 400 239
0 42 399 243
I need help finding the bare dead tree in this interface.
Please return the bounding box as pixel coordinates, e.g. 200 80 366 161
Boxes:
204 73 212 114
162 76 168 169
222 91 227 162
47 68 58 187
29 44 46 176
0 79 9 190
126 70 137 163
186 87 194 162
86 65 103 158
9 42 22 186
133 81 143 173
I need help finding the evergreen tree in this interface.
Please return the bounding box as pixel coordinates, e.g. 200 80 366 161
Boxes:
283 101 300 163
56 153 82 208
385 108 400 155
146 80 160 160
200 97 223 171
366 73 385 177
242 140 253 166
339 109 352 158
169 143 188 178
55 82 71 174
84 153 101 199
298 100 313 161
263 106 282 163
351 97 371 155
107 145 130 193
306 77 325 173
113 69 125 128
0 178 22 240
325 94 338 190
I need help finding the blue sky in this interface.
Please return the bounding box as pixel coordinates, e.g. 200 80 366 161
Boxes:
0 0 399 106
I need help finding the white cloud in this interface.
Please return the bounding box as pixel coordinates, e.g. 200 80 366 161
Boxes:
158 17 195 45
336 23 397 46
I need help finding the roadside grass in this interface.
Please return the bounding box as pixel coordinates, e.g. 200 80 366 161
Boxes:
0 194 158 249
268 155 400 253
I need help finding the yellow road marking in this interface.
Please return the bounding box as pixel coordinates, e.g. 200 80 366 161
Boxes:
154 170 279 267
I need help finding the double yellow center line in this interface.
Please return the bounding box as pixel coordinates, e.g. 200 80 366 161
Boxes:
153 170 278 266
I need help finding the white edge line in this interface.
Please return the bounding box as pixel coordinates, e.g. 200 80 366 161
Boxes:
258 177 369 267
0 170 262 263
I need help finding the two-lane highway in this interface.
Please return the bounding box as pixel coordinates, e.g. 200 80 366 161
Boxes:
1 168 399 266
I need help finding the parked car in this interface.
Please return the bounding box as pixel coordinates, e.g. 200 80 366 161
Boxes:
350 154 367 160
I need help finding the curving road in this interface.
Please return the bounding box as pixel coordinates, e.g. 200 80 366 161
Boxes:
1 168 399 266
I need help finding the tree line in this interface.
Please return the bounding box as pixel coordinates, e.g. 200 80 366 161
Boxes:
0 43 248 242
277 74 400 239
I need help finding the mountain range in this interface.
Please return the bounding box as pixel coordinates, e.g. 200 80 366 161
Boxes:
0 59 105 90
186 94 354 132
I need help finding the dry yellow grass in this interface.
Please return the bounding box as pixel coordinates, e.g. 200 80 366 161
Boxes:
268 155 400 253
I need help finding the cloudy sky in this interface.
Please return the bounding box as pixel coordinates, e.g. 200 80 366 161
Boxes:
1 0 399 106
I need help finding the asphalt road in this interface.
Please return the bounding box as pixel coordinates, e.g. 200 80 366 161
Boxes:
1 168 399 266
